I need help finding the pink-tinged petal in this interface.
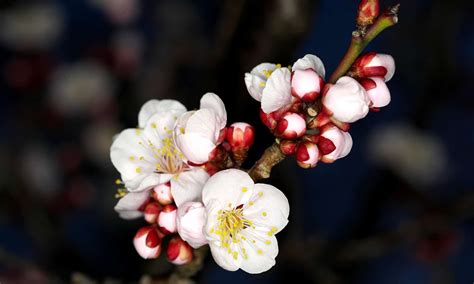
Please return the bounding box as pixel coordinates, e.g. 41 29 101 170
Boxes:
200 93 227 130
152 182 173 205
114 190 150 219
319 125 353 162
202 169 254 208
261 68 292 114
367 54 395 82
158 204 177 234
291 69 323 102
185 109 219 141
175 133 216 165
292 54 326 78
170 168 209 207
138 99 186 128
274 112 306 139
133 226 162 259
322 76 370 123
176 201 208 248
296 142 320 168
360 77 391 108
167 236 193 265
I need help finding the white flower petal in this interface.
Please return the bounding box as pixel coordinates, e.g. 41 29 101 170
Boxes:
171 168 209 207
209 243 239 271
243 183 289 234
239 234 278 274
138 99 186 128
292 54 326 78
185 109 219 141
110 128 160 189
144 112 180 139
114 190 150 219
175 133 216 165
244 63 278 102
199 93 227 130
261 68 292 114
202 169 254 207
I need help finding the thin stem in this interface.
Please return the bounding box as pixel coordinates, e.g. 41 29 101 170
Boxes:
248 142 286 181
328 4 400 83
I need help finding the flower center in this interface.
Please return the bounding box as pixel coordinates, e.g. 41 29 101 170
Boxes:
153 136 186 174
216 205 253 248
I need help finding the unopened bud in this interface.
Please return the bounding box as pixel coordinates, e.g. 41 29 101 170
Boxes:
357 0 380 26
176 202 208 249
279 140 298 155
322 76 370 123
144 202 161 224
226 122 255 151
152 182 173 205
158 204 177 234
359 77 391 108
291 69 324 102
351 52 395 82
167 236 193 265
274 112 306 139
133 226 162 259
296 141 320 168
308 112 331 129
319 125 353 163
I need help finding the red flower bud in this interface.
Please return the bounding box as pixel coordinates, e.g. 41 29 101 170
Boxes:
167 236 193 265
144 202 161 224
158 204 177 234
296 142 320 168
357 0 380 26
351 52 395 82
274 112 306 139
279 140 298 155
133 226 163 259
152 182 173 205
226 122 255 151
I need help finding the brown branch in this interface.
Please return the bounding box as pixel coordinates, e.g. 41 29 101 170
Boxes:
248 142 286 181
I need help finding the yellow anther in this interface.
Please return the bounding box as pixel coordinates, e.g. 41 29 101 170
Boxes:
258 192 264 197
151 122 157 128
129 156 135 161
257 249 263 255
115 179 122 185
135 167 142 173
262 212 267 217
135 129 141 135
265 240 271 245
241 187 248 193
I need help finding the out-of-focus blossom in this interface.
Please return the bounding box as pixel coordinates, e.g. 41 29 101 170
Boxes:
90 0 140 25
322 76 370 123
49 62 115 116
0 3 63 50
82 122 120 167
111 31 143 76
20 145 59 198
167 236 193 265
175 93 227 165
368 123 448 187
176 201 208 248
203 169 289 274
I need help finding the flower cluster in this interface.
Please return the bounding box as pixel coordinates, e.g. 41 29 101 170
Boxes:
245 52 395 168
111 94 289 273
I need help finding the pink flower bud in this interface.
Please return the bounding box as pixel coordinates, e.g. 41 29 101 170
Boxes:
296 142 320 168
357 0 380 26
133 226 162 259
226 122 255 150
322 76 370 123
152 182 173 205
144 202 161 224
158 204 177 234
167 236 193 265
359 77 391 108
275 112 306 139
291 69 324 102
319 125 353 163
279 140 298 155
176 202 208 249
352 52 395 82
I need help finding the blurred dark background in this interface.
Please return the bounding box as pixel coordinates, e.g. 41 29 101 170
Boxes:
0 0 473 283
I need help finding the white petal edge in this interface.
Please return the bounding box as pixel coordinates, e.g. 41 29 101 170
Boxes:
261 68 292 114
200 93 227 130
202 169 254 208
292 54 326 78
175 133 216 165
138 99 186 128
114 190 149 219
171 168 210 207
